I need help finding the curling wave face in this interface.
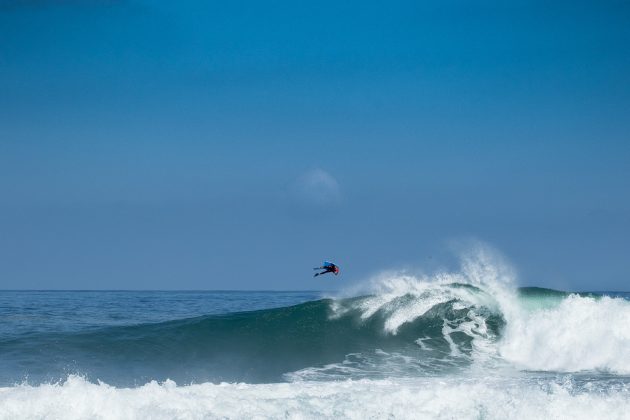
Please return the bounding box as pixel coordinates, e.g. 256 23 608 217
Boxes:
0 289 504 385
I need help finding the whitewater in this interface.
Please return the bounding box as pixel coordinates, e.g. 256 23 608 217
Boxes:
1 249 629 419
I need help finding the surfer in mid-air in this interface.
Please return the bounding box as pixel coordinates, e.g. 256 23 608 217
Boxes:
313 261 340 277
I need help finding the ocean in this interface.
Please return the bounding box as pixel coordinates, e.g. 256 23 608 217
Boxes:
1 256 629 419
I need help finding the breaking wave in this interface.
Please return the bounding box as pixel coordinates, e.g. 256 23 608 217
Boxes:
3 248 630 388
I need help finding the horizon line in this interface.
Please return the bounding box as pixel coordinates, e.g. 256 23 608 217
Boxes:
0 288 629 293
0 289 329 293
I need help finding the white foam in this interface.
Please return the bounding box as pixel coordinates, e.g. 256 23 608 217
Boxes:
0 375 628 420
500 294 630 373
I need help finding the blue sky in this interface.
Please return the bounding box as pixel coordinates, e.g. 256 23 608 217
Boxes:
1 0 629 290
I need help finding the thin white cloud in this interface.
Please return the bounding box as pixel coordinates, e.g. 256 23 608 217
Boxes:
291 169 342 207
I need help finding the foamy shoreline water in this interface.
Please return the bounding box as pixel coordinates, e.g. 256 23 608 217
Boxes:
1 375 628 420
